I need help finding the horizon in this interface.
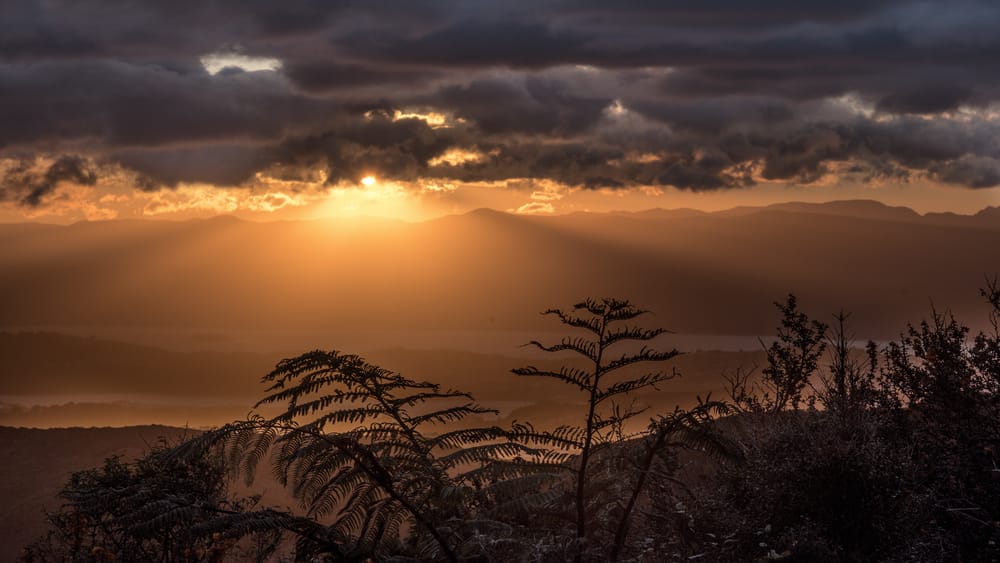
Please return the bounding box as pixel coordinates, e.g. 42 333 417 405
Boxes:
4 197 1000 227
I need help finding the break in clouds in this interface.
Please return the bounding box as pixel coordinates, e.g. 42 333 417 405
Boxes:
3 0 1000 207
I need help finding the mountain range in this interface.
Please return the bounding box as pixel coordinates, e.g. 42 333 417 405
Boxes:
2 200 996 343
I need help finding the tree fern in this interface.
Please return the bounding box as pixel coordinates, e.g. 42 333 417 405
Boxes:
510 298 694 561
185 349 539 561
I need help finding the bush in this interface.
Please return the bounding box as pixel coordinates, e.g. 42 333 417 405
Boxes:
21 438 279 562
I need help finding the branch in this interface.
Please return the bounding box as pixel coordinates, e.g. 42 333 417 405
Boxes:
524 337 598 363
604 326 668 347
512 365 592 392
595 371 676 404
542 308 603 335
599 347 680 375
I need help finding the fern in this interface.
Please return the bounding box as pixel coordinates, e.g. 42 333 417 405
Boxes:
184 349 542 561
510 297 695 562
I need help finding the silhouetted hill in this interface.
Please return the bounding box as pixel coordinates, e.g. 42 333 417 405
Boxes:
925 205 1000 230
0 331 272 397
716 199 913 222
0 332 761 428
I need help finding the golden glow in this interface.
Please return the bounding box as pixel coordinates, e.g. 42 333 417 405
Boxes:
308 180 424 221
514 201 556 215
364 109 452 128
607 152 662 167
140 184 310 216
3 156 1000 224
429 148 486 167
392 110 448 128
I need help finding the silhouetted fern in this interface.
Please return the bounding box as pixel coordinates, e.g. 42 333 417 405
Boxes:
510 298 730 562
183 350 544 561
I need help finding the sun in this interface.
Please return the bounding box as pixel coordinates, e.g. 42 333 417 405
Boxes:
360 175 376 186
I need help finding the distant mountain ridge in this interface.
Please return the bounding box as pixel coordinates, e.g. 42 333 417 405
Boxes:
739 200 999 230
3 199 997 230
1 200 997 342
584 199 998 229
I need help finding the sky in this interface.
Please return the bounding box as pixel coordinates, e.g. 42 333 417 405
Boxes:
2 0 1000 223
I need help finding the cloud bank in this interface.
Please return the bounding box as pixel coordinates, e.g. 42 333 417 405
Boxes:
2 0 1000 208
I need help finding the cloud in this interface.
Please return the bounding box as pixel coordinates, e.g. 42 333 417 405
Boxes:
140 185 311 216
931 155 1000 188
428 76 611 135
0 155 98 207
111 145 268 188
0 60 332 148
514 201 556 215
340 21 593 69
2 0 1000 203
282 61 439 92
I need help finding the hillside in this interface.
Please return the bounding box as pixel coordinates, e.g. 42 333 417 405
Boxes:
0 332 762 428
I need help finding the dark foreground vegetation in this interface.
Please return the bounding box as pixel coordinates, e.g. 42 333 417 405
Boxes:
21 283 1000 562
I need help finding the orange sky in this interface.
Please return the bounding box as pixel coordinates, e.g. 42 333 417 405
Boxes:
3 171 998 225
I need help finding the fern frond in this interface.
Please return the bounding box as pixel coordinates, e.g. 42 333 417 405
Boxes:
509 421 585 449
604 325 668 346
524 337 598 362
512 365 592 391
595 370 676 403
542 307 603 335
599 346 681 375
428 426 510 449
408 404 498 427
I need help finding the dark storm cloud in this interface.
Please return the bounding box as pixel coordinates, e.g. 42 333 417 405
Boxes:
428 77 611 135
111 146 269 188
552 0 911 26
875 83 976 115
626 96 796 135
2 0 1000 196
931 156 1000 189
0 60 334 148
343 21 593 69
263 114 464 184
283 61 440 92
0 155 98 206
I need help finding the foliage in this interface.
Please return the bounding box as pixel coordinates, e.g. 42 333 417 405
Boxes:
27 287 1000 562
151 299 730 562
726 295 828 414
664 286 1000 562
20 438 280 563
510 298 732 562
179 350 544 562
878 283 1000 561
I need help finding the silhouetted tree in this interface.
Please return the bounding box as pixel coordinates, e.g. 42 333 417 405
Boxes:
21 439 280 563
879 283 1000 561
677 288 1000 561
724 295 827 414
